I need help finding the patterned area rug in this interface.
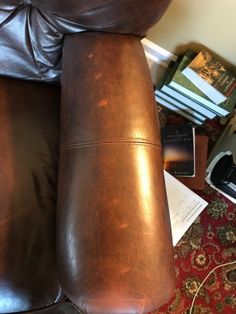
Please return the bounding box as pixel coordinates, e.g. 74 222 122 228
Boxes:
151 107 236 314
152 187 236 314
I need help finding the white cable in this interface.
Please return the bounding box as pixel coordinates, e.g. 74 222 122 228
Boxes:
189 260 236 314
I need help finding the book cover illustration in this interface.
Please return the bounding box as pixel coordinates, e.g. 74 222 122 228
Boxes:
182 51 236 104
161 124 195 177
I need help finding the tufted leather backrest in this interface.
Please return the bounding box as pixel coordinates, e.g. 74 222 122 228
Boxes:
32 0 171 36
0 0 171 81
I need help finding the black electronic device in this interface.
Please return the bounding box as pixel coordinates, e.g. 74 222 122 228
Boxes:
209 152 236 199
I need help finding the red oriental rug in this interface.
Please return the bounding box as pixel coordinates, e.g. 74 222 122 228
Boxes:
152 187 236 314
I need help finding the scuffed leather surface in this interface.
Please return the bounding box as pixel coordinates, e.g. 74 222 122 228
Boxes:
0 0 171 81
58 33 175 314
0 77 63 313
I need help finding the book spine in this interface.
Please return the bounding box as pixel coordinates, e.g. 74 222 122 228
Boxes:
170 81 229 116
161 85 216 119
155 90 206 121
155 94 203 125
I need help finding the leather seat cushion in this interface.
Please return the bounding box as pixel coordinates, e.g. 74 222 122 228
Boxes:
0 77 63 313
0 0 170 81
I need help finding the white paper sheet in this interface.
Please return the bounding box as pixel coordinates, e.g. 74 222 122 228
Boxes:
164 170 208 246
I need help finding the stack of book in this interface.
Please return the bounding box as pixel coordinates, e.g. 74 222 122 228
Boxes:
155 49 236 125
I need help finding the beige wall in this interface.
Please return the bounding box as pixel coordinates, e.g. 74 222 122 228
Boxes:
147 0 236 69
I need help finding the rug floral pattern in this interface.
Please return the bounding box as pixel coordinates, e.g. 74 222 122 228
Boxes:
152 187 236 314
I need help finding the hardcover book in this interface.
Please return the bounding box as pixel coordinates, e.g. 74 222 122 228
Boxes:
182 51 236 105
161 124 195 177
178 135 209 190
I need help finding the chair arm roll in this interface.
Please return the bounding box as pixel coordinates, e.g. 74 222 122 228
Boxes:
58 32 175 314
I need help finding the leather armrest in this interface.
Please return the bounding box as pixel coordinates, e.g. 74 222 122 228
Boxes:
58 32 175 314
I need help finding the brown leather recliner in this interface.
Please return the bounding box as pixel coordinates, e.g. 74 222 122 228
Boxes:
0 1 175 314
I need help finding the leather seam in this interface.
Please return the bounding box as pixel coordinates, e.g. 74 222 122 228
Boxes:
60 139 161 152
61 136 159 144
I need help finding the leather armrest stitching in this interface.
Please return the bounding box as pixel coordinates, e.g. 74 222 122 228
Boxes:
61 139 161 152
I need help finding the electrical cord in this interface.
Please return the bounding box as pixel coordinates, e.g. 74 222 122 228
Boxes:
189 260 236 314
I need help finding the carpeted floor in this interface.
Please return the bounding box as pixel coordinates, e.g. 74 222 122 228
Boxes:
152 185 236 314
